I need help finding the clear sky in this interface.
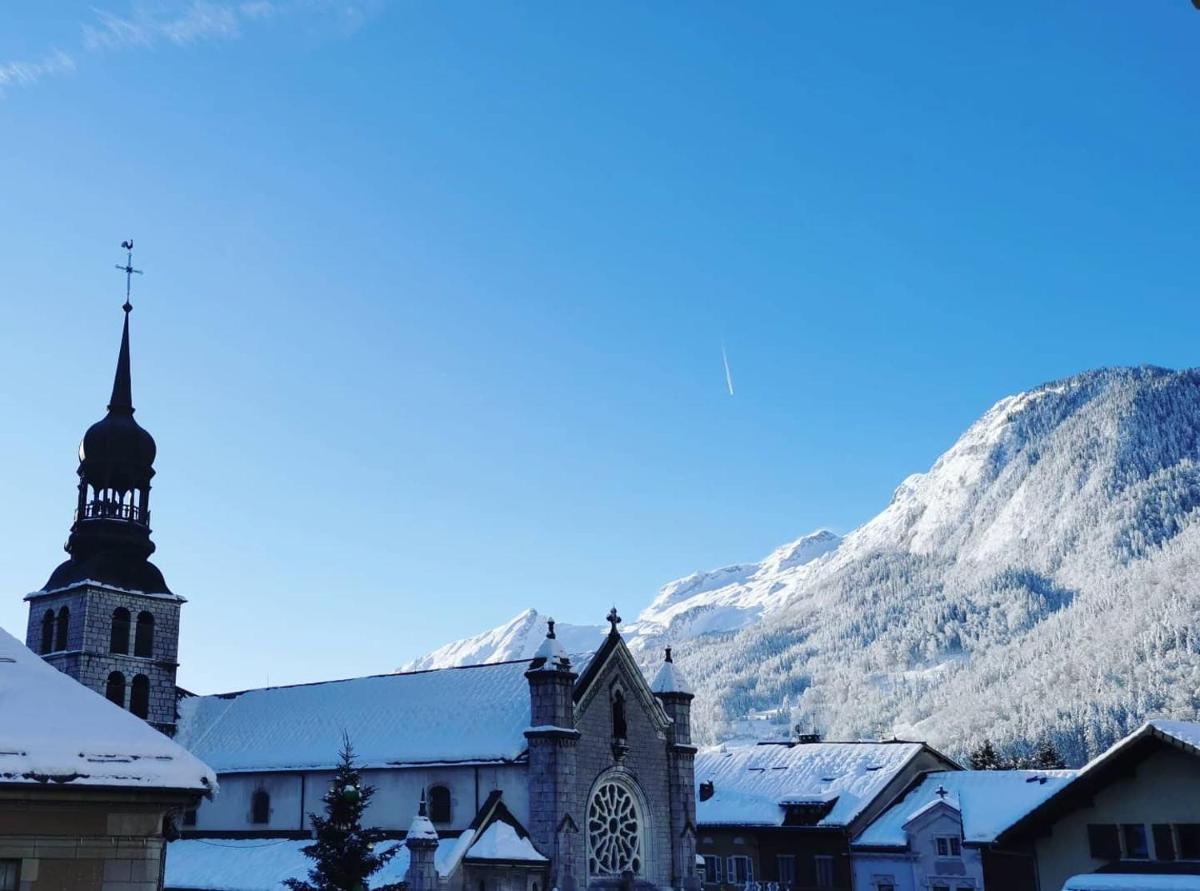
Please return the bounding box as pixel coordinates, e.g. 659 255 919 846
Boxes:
1 1 1198 694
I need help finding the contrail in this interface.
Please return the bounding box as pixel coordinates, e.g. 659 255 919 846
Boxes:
721 342 735 396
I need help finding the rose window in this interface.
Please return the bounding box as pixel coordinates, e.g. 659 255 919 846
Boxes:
587 781 643 877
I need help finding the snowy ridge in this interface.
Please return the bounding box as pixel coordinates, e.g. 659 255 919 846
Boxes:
399 609 606 672
409 367 1200 764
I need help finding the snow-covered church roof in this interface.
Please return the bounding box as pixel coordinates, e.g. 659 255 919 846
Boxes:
853 769 1075 848
176 659 533 773
695 741 938 829
0 627 215 792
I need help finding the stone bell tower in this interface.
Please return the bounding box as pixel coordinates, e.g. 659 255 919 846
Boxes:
24 243 183 735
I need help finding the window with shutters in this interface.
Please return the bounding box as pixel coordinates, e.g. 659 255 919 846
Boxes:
776 855 796 888
726 856 752 885
1153 824 1176 861
1088 824 1120 860
1122 824 1149 860
701 856 722 885
1178 824 1200 860
813 855 834 888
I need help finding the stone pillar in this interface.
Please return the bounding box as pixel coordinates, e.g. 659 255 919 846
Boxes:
525 620 581 891
406 792 440 891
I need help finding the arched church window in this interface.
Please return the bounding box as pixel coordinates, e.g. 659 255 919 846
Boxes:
428 785 452 823
251 789 270 824
111 608 131 654
130 674 150 718
134 611 154 657
40 610 55 654
55 607 70 651
106 671 126 707
611 689 627 741
587 780 643 878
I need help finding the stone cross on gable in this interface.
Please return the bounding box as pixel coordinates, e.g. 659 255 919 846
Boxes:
607 607 621 632
935 785 948 800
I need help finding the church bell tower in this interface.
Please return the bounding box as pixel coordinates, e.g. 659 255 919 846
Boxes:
24 243 183 735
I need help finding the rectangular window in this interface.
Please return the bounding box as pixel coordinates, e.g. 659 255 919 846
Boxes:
814 855 834 888
935 836 962 857
1179 824 1200 860
876 883 895 891
1122 824 1149 860
776 855 796 886
727 856 753 885
1153 824 1176 861
702 856 722 885
0 861 18 891
932 885 950 891
1088 824 1121 860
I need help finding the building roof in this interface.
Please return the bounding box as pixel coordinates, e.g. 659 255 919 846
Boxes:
695 741 934 829
650 647 693 696
998 720 1200 844
0 627 214 793
176 660 533 773
1061 875 1200 891
852 769 1075 848
165 839 410 891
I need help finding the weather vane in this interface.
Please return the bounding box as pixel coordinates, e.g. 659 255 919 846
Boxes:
115 239 142 312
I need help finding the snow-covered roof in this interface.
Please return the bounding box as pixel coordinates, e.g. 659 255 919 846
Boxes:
176 660 533 773
695 742 928 828
465 821 547 862
1062 875 1200 891
165 839 409 890
0 627 215 793
853 770 1075 848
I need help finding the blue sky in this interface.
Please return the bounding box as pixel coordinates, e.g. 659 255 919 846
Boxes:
1 1 1197 693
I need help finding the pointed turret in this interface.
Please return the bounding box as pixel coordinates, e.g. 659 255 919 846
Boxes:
405 791 439 891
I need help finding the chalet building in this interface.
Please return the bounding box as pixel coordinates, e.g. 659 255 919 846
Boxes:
0 627 214 891
849 769 1074 891
693 740 957 891
994 720 1200 891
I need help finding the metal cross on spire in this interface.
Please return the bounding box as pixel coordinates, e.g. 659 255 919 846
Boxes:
114 239 142 312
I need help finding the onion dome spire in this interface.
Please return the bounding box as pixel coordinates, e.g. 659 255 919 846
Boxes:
42 241 170 595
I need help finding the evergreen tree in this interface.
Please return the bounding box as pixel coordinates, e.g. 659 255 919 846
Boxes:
1031 736 1068 769
968 739 1003 770
285 736 402 891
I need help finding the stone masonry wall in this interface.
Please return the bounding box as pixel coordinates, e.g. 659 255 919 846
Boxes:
25 584 181 732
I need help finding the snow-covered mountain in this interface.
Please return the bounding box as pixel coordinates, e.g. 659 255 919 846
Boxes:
397 530 842 672
407 368 1200 764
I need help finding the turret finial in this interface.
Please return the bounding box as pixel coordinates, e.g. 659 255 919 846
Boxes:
546 617 556 639
664 646 673 663
418 789 428 816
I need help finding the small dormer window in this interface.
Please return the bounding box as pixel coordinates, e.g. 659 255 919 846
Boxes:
934 836 962 857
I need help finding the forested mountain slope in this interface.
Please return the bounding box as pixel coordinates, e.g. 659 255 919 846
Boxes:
410 368 1200 763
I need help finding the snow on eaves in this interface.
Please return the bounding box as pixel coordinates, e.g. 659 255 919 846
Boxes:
853 770 1075 848
466 822 547 862
651 659 693 696
176 660 534 774
0 627 215 792
695 742 925 828
1063 875 1200 891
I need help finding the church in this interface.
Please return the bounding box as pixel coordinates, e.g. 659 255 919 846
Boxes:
20 256 702 891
